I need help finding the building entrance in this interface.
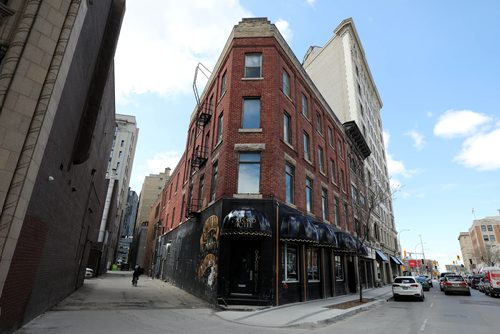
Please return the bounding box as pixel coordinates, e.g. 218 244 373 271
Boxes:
229 240 260 296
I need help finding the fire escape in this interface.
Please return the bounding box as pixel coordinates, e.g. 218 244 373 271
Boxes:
186 63 212 217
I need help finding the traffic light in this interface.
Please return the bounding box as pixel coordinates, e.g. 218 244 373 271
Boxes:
457 255 460 260
404 250 407 258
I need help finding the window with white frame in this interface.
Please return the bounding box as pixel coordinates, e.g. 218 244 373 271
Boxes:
221 71 227 95
318 146 325 173
282 243 299 282
282 70 290 96
284 112 292 144
216 113 223 144
245 53 262 78
301 93 308 117
304 132 311 161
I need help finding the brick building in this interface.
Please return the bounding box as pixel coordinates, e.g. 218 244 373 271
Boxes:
469 216 500 269
0 1 124 332
151 18 398 306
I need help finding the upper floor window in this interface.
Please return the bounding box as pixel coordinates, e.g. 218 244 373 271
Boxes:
221 71 227 96
316 112 322 134
245 53 262 78
490 235 496 242
242 98 261 128
306 177 313 212
216 113 223 144
282 70 290 96
210 161 218 202
481 225 487 232
285 163 295 204
334 196 340 226
303 132 311 161
327 127 333 147
487 225 493 231
337 139 344 159
318 146 325 174
237 152 261 193
120 140 124 147
321 188 328 221
330 159 336 184
284 112 292 144
301 94 308 118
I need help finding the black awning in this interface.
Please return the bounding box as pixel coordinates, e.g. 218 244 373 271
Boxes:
390 256 403 265
355 238 369 257
313 222 338 248
220 209 272 237
375 250 389 262
280 214 319 243
332 229 357 252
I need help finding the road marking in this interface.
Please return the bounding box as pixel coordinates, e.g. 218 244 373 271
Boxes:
430 302 434 308
420 319 428 331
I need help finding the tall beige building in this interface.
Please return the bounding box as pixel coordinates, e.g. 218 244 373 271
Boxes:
469 216 500 269
458 232 474 273
303 18 397 274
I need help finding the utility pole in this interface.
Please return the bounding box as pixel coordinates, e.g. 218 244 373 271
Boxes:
419 234 426 274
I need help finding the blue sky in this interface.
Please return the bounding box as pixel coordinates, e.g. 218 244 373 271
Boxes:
115 0 500 269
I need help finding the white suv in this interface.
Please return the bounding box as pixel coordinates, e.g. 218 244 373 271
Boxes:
392 276 424 301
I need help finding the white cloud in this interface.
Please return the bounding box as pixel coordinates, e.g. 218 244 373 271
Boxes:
275 19 293 43
115 0 251 103
305 0 316 7
454 127 500 170
405 130 425 150
434 110 491 138
146 151 182 175
383 131 413 178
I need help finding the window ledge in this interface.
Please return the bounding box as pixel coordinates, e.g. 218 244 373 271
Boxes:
238 128 263 133
233 193 263 199
242 77 264 81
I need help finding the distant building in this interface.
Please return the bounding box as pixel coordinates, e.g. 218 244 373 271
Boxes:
0 1 125 332
458 232 474 273
131 168 170 266
468 216 500 269
150 17 399 307
116 188 138 264
98 113 138 270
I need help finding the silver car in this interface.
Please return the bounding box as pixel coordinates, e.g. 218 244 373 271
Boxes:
442 275 470 295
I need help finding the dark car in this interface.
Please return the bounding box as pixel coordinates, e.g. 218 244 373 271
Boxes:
416 276 430 291
470 274 484 289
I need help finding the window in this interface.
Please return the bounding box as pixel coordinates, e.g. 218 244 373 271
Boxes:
330 159 336 184
334 196 340 226
335 255 344 281
316 112 322 134
198 174 204 209
209 95 214 114
282 70 290 96
306 177 313 212
306 247 320 281
118 151 122 158
490 235 496 242
242 98 260 128
210 161 218 202
245 53 262 78
321 188 328 221
351 185 358 203
301 94 308 117
221 71 227 95
284 112 292 144
285 163 294 204
282 243 299 282
483 235 489 242
120 140 124 147
216 113 223 144
337 139 344 159
327 127 333 146
318 147 324 173
340 169 345 191
481 225 487 232
237 152 261 193
303 132 311 161
343 203 349 228
487 225 493 231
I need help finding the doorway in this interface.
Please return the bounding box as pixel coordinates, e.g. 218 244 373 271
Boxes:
229 239 260 296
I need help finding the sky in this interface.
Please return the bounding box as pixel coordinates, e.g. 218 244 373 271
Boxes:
114 0 500 270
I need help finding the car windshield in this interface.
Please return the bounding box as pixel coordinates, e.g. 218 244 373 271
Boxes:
416 277 426 283
446 276 464 281
394 277 415 284
473 275 484 278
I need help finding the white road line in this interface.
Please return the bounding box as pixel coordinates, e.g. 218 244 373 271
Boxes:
430 302 434 308
420 319 428 331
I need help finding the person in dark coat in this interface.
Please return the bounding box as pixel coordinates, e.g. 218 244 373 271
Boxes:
132 265 143 285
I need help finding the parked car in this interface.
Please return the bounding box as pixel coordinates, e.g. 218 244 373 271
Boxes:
481 267 500 297
392 276 425 301
442 274 471 295
416 276 430 291
418 275 433 287
439 272 454 291
470 274 484 289
85 268 94 278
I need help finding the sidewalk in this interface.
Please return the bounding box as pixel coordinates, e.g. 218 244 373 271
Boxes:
216 285 393 328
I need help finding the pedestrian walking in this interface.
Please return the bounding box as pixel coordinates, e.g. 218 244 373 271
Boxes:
132 265 143 286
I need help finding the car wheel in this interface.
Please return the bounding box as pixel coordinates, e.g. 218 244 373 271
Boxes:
467 291 471 296
393 295 399 301
420 294 425 301
444 291 449 295
485 289 489 296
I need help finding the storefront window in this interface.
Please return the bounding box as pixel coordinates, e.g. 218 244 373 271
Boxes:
335 255 344 281
307 247 320 281
282 243 299 282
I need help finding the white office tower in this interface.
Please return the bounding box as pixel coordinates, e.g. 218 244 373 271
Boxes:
303 18 397 257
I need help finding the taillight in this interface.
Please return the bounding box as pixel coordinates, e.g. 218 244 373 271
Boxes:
459 282 466 286
411 284 419 288
445 281 453 286
393 283 400 287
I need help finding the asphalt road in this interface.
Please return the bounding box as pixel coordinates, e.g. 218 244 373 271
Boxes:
16 275 499 334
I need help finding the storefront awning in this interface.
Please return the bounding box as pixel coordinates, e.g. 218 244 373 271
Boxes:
333 229 357 252
221 209 272 237
354 237 369 257
375 250 389 262
390 256 404 265
280 214 319 243
313 222 338 248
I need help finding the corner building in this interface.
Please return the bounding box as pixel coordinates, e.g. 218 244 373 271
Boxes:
157 18 396 306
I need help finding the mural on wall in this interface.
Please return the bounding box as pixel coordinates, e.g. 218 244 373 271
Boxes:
198 215 219 287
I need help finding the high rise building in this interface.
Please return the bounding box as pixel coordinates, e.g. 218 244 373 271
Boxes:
0 1 125 331
303 17 397 273
147 18 400 307
116 188 138 264
98 114 138 270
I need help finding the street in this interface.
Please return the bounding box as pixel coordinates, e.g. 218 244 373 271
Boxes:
16 276 500 334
